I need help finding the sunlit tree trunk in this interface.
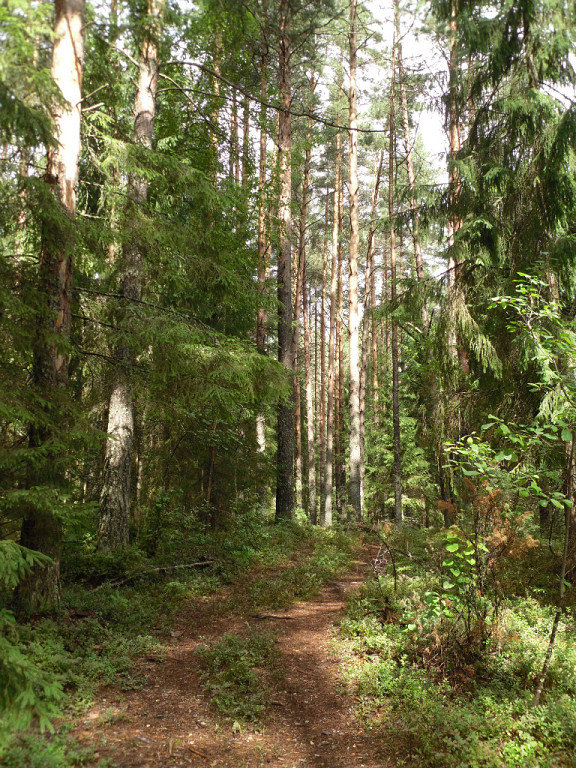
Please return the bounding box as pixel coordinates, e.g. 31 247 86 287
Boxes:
275 0 295 522
99 0 165 552
17 0 85 613
347 0 362 518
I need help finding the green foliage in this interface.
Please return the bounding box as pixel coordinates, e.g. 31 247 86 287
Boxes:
339 528 576 767
197 630 278 723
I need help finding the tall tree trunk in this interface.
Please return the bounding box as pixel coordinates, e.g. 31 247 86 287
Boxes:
396 3 426 325
347 0 362 518
323 131 343 527
275 0 295 522
256 34 269 510
17 0 85 613
388 21 403 525
447 0 469 374
359 150 384 509
98 0 164 552
241 96 250 187
293 185 305 511
300 85 316 522
210 30 222 177
319 194 330 518
336 187 346 509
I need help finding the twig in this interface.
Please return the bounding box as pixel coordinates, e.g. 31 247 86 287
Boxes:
187 745 210 759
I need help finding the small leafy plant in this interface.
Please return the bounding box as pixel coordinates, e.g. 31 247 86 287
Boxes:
197 630 278 723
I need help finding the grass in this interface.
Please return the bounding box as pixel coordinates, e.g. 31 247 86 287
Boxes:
197 629 279 724
336 527 576 768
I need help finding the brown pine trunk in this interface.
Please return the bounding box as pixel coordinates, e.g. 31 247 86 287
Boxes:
323 130 343 527
336 192 346 509
319 195 330 517
98 0 165 553
230 91 238 182
299 83 317 522
241 96 250 188
17 0 85 613
388 20 403 525
210 31 222 176
359 150 384 507
275 0 295 522
256 35 269 510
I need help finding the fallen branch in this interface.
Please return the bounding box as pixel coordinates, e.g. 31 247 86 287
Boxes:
187 745 210 759
91 561 215 591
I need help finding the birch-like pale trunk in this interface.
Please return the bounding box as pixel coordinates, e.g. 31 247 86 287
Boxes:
98 0 165 552
347 0 362 518
17 0 85 612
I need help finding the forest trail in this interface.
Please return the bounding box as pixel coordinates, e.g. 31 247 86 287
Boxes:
73 543 396 768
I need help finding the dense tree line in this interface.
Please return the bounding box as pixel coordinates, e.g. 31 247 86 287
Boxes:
1 0 576 746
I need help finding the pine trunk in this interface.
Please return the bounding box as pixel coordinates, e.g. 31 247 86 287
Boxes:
17 0 85 613
256 38 269 511
388 23 403 525
359 150 384 507
275 0 295 522
323 131 343 527
98 0 164 553
299 90 317 522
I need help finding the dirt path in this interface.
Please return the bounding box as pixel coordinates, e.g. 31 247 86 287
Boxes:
74 544 394 768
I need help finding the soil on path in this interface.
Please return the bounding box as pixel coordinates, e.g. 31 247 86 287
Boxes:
74 544 395 768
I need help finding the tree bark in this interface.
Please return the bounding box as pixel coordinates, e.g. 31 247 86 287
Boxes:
323 130 343 527
275 0 295 522
319 194 330 518
347 0 362 518
447 0 469 374
17 0 85 613
388 19 403 525
396 4 426 326
256 31 269 511
98 0 164 552
299 83 317 522
359 150 384 508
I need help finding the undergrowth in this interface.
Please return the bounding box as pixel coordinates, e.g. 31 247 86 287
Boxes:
1 519 357 766
338 527 576 768
197 629 279 724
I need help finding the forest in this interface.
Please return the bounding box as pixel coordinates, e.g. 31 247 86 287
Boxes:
1 0 576 765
